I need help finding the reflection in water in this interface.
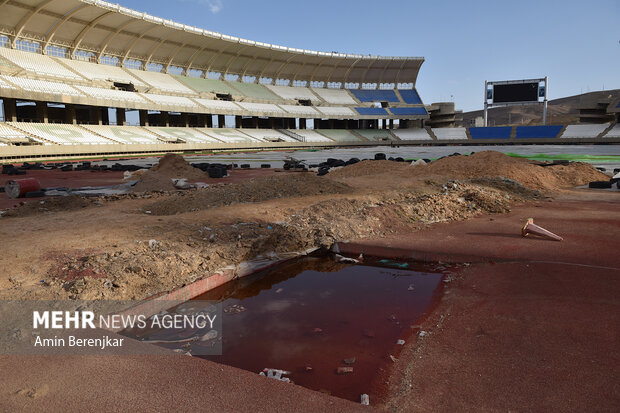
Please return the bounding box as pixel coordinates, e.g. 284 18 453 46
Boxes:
195 255 449 402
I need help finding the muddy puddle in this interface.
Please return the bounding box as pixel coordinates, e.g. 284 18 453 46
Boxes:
120 254 452 402
209 256 452 401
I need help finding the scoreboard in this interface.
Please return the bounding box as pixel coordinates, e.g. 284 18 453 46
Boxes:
492 82 539 104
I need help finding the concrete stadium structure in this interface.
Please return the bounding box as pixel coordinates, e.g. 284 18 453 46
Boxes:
0 0 618 161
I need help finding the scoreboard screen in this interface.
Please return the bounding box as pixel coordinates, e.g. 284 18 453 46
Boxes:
493 82 539 103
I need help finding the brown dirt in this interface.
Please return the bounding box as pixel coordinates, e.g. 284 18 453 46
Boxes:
330 151 608 191
0 150 606 303
2 195 93 218
362 195 620 412
145 173 353 215
130 170 177 193
150 153 209 181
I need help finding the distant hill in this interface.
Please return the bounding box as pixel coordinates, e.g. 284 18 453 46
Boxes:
461 89 620 126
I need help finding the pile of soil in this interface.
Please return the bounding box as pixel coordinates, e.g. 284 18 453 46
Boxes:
150 153 208 181
146 173 352 215
2 195 93 217
131 170 177 193
331 151 608 191
329 159 410 178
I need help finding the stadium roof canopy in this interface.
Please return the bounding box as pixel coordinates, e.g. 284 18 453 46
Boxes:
0 0 424 86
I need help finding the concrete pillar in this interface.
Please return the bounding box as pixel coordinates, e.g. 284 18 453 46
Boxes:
197 114 207 128
139 110 149 126
3 98 17 122
116 108 126 126
180 113 189 127
36 101 48 123
92 107 103 125
252 117 259 128
65 104 76 125
101 108 110 125
218 114 225 128
328 119 335 129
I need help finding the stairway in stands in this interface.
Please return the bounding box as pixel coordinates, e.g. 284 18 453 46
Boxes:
276 129 305 142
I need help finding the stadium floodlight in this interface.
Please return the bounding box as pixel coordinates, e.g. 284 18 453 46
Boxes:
483 77 548 126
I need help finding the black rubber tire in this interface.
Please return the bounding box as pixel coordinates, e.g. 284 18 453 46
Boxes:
588 181 612 189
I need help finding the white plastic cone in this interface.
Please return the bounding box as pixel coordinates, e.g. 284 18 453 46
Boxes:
521 218 563 241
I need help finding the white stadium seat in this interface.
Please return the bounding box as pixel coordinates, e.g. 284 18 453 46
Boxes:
81 125 162 144
315 129 362 142
1 75 83 96
288 130 334 142
128 69 196 95
311 88 357 105
10 123 114 145
561 124 610 139
265 85 321 102
194 98 244 113
0 76 16 89
60 59 146 86
279 105 320 116
0 123 35 143
603 124 620 138
236 102 286 115
316 106 356 117
240 129 298 142
141 93 199 110
393 128 433 141
74 85 147 105
197 128 260 143
146 127 220 143
432 127 468 140
0 48 83 81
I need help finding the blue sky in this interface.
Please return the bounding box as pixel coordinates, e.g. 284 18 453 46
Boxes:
118 0 618 111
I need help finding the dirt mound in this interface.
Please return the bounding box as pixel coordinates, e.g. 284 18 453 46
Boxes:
419 151 607 190
330 160 409 178
2 195 93 217
151 153 208 181
146 173 352 215
332 151 608 191
131 170 177 193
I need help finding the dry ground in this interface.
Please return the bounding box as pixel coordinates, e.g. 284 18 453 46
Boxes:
0 151 606 302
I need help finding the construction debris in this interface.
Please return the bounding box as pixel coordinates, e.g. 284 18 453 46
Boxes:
259 368 292 382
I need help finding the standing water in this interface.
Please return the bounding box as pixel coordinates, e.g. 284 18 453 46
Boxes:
193 255 449 402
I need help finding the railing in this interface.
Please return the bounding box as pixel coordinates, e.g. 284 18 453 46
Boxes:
276 129 305 142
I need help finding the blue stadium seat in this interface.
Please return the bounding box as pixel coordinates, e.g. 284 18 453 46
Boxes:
355 107 389 116
398 89 423 104
515 125 563 139
349 89 399 103
469 126 512 139
389 107 427 116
